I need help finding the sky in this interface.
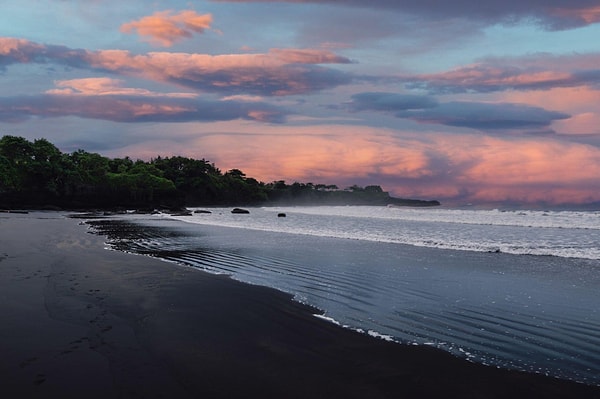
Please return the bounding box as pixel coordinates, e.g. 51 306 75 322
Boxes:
1 0 600 207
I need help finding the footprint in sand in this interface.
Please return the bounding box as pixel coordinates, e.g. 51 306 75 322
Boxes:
33 374 46 386
19 357 38 368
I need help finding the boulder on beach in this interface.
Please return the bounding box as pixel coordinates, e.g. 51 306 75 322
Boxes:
231 208 250 214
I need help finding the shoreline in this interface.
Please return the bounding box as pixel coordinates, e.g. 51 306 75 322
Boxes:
1 212 600 398
90 211 600 386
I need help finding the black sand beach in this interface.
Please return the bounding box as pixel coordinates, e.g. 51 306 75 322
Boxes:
1 212 600 398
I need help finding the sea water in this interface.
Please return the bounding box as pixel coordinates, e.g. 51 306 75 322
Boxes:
166 206 600 260
91 206 600 385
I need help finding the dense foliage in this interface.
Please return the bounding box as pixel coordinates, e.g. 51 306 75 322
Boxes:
0 135 439 209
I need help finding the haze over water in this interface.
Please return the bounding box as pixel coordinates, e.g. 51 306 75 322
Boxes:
91 206 600 385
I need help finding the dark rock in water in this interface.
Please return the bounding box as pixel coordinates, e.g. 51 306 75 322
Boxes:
163 206 188 214
194 210 212 214
133 208 154 214
171 210 193 216
68 212 104 219
277 213 286 217
231 208 250 214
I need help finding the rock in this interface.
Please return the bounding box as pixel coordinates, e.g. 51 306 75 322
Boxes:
277 213 286 217
231 208 250 214
133 208 154 214
171 210 193 216
194 210 212 214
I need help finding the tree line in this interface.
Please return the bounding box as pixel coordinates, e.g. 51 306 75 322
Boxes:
0 135 439 209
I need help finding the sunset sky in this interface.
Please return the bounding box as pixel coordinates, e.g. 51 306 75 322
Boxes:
1 0 600 206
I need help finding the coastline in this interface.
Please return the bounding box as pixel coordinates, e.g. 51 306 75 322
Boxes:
1 212 599 398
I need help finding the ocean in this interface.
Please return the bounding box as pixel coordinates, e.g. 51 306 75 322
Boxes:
87 206 600 385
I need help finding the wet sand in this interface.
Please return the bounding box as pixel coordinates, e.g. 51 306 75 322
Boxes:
1 212 599 398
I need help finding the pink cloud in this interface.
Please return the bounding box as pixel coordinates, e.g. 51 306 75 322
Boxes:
499 87 600 113
554 113 600 135
498 87 600 135
0 37 37 54
457 137 600 204
120 10 213 47
0 90 288 124
0 37 47 65
90 47 351 95
112 124 436 185
404 53 600 94
0 38 352 96
46 77 197 98
112 123 600 205
551 5 600 25
408 65 576 93
270 48 352 64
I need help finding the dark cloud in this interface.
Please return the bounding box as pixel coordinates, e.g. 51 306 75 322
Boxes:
397 102 570 130
349 92 438 112
349 92 570 131
212 0 600 29
0 94 289 123
164 64 352 96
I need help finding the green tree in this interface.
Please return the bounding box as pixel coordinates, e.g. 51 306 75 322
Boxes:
109 157 134 174
365 185 384 193
221 169 267 204
69 150 110 185
151 156 222 204
108 162 176 204
0 135 34 164
0 135 34 191
30 138 63 195
0 155 18 192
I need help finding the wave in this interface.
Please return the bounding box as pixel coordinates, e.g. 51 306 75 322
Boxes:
279 206 600 230
160 207 600 260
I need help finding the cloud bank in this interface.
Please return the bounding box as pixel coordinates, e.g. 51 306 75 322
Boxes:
0 38 352 96
212 0 600 29
0 78 287 123
114 123 600 205
349 92 570 131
